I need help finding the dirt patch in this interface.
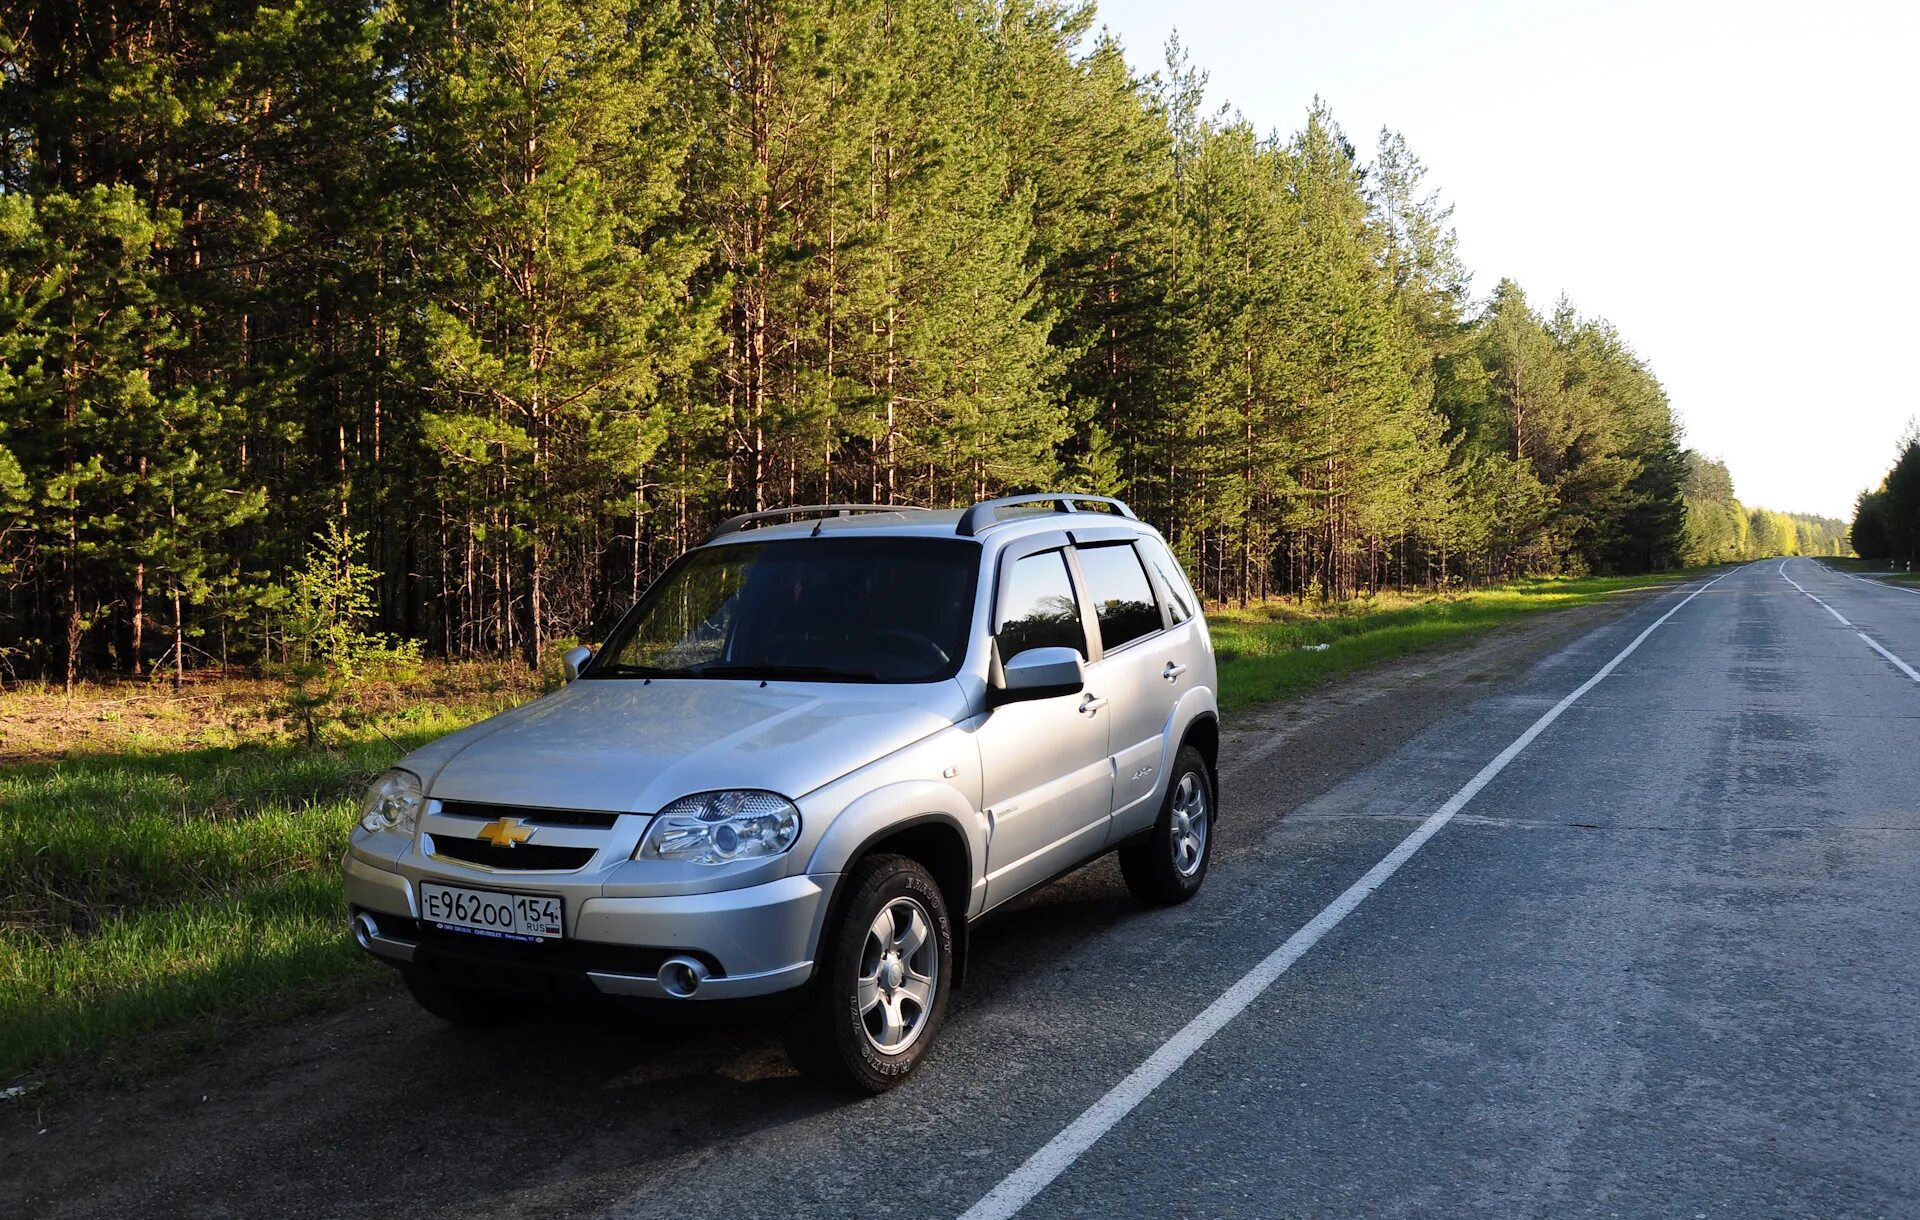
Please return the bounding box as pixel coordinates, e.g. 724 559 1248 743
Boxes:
0 664 544 765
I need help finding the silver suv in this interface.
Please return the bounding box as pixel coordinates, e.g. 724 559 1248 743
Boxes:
343 494 1219 1091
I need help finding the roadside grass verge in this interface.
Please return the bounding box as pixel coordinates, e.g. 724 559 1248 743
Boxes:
1211 573 1690 712
0 660 544 764
1 677 538 1087
3 574 1689 1087
1816 556 1919 585
2 874 389 1083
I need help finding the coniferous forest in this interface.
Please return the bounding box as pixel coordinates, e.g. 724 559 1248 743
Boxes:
1850 426 1920 566
0 0 1848 684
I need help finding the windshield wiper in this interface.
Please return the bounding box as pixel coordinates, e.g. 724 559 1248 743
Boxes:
691 664 881 683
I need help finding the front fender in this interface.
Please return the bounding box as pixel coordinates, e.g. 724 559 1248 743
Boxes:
802 778 987 920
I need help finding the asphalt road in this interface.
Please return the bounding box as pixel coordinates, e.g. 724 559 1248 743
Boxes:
7 559 1918 1218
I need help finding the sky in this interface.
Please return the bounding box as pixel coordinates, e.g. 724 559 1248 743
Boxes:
1088 0 1918 520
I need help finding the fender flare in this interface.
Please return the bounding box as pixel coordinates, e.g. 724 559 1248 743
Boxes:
804 780 985 987
1174 702 1222 810
1113 686 1220 841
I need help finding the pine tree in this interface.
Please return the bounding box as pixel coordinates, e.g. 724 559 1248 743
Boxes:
991 8 1178 502
876 0 1063 503
1172 120 1294 601
401 0 716 665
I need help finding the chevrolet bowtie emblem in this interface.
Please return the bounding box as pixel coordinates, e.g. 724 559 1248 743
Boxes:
476 817 534 848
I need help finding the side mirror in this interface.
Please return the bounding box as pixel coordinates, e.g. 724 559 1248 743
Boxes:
990 646 1084 706
561 645 594 683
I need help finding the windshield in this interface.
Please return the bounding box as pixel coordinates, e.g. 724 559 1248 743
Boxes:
589 536 980 684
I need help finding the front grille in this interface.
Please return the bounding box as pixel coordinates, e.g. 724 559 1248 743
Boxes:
437 800 622 829
427 834 596 871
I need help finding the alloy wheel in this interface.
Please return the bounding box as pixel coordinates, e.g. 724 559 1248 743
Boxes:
857 896 939 1054
1169 771 1209 877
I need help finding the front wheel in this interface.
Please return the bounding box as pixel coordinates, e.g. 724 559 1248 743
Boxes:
1119 745 1214 904
784 853 953 1094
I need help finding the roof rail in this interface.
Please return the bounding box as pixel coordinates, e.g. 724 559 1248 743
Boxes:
956 494 1137 537
702 503 930 544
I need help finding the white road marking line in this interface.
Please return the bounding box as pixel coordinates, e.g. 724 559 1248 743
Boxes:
954 568 1737 1220
1841 568 1920 597
1780 559 1920 683
1780 560 1852 625
1816 559 1920 597
1860 633 1920 682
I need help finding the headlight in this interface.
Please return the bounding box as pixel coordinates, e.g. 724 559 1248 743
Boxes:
358 768 424 835
636 790 800 865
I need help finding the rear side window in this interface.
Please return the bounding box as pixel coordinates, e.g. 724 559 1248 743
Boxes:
1077 543 1162 651
1148 549 1193 623
999 550 1086 659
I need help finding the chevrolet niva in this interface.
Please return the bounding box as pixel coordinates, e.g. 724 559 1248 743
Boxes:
344 494 1219 1092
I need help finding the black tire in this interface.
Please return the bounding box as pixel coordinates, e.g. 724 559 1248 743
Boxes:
784 853 954 1094
403 971 535 1028
1119 745 1214 905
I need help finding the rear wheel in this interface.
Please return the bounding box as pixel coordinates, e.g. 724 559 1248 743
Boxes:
403 972 535 1028
784 853 953 1094
1119 745 1214 904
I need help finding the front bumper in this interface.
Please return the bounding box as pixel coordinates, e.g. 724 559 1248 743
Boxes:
343 853 832 1002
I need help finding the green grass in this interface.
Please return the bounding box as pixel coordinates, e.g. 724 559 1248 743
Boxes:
2 875 389 1082
0 698 517 1086
1210 573 1689 712
2 576 1692 1086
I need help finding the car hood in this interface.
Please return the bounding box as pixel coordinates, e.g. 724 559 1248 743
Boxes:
407 678 973 814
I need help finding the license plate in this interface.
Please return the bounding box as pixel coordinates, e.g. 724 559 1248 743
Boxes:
420 882 563 942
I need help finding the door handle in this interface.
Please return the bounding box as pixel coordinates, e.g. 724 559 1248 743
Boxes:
1079 693 1108 715
1162 662 1188 681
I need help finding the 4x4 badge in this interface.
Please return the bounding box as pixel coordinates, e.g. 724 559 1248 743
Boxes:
476 817 533 848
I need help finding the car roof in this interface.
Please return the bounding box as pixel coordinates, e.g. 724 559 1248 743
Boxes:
695 502 1159 551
